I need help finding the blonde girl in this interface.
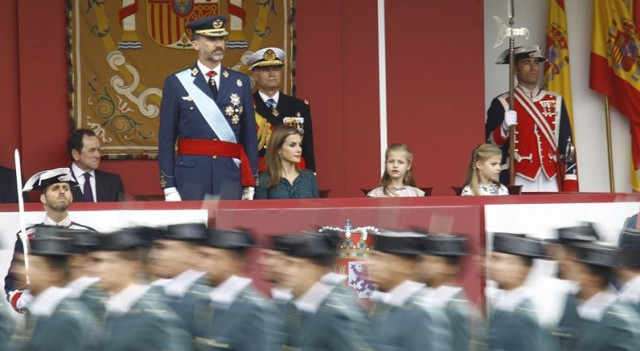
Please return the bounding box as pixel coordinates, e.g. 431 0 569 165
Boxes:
461 144 508 196
367 143 425 197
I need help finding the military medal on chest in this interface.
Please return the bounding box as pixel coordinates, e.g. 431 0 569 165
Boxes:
283 113 305 134
540 100 557 118
225 93 243 125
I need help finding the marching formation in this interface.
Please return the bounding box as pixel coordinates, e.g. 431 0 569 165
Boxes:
2 220 640 350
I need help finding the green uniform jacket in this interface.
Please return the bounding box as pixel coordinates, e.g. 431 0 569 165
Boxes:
555 298 640 351
489 299 542 351
282 284 369 350
22 297 98 351
101 290 191 351
191 282 278 351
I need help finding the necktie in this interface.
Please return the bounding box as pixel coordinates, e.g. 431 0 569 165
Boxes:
206 71 218 100
83 172 94 202
266 98 276 110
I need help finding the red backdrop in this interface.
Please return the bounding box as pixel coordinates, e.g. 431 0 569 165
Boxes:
0 0 485 198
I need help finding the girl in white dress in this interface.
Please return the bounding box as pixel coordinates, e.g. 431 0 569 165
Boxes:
461 144 509 196
367 143 425 197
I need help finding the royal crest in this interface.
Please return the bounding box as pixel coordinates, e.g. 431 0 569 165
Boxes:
544 22 569 82
320 220 378 299
607 17 640 77
264 49 276 60
146 0 219 49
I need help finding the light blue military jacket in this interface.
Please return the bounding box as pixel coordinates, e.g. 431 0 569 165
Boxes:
281 273 369 351
368 280 453 351
191 275 278 351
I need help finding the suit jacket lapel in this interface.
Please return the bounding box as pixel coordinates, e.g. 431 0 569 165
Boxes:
217 67 231 103
191 64 215 101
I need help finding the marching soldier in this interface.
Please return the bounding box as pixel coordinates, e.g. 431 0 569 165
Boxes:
88 228 191 351
367 231 452 350
191 229 277 350
145 223 211 333
258 234 299 306
16 236 98 351
487 233 544 351
158 15 258 201
277 231 369 350
486 45 578 192
618 228 640 314
417 234 484 351
247 47 316 171
555 241 640 350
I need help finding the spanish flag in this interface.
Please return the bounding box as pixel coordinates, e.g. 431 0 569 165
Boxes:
543 0 574 129
590 0 640 192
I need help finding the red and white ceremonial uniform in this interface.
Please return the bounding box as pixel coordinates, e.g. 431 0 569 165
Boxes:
486 85 579 192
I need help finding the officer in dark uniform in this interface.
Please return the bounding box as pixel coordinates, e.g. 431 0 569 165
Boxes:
277 231 369 350
159 15 258 201
17 236 98 351
191 229 277 351
618 228 640 314
367 231 452 350
418 233 484 351
487 233 544 351
89 228 191 351
247 47 315 172
555 241 640 350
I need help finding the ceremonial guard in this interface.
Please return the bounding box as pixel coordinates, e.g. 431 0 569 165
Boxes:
367 231 452 350
486 46 578 192
618 228 640 314
487 233 544 351
277 231 369 350
89 228 191 351
418 234 485 351
554 241 640 350
158 15 258 201
16 236 98 351
191 229 277 351
5 168 96 313
146 223 210 333
247 47 315 171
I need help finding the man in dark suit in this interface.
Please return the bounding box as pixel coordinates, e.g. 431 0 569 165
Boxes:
67 129 125 202
248 47 315 171
158 15 258 201
0 165 27 203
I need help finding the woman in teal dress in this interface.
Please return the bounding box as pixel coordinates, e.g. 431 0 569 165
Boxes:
255 125 319 199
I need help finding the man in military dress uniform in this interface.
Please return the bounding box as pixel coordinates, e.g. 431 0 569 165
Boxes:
16 236 98 351
277 231 369 350
247 47 316 171
487 233 544 351
555 241 640 350
191 229 277 350
486 46 578 192
367 231 452 350
5 168 96 313
418 233 484 351
159 15 258 201
88 228 191 351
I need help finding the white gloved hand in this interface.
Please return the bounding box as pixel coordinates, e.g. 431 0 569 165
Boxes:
8 289 33 313
501 110 518 134
242 186 255 200
164 187 182 202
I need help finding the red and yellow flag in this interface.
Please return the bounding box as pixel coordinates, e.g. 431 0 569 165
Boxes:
590 0 640 191
544 0 574 129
